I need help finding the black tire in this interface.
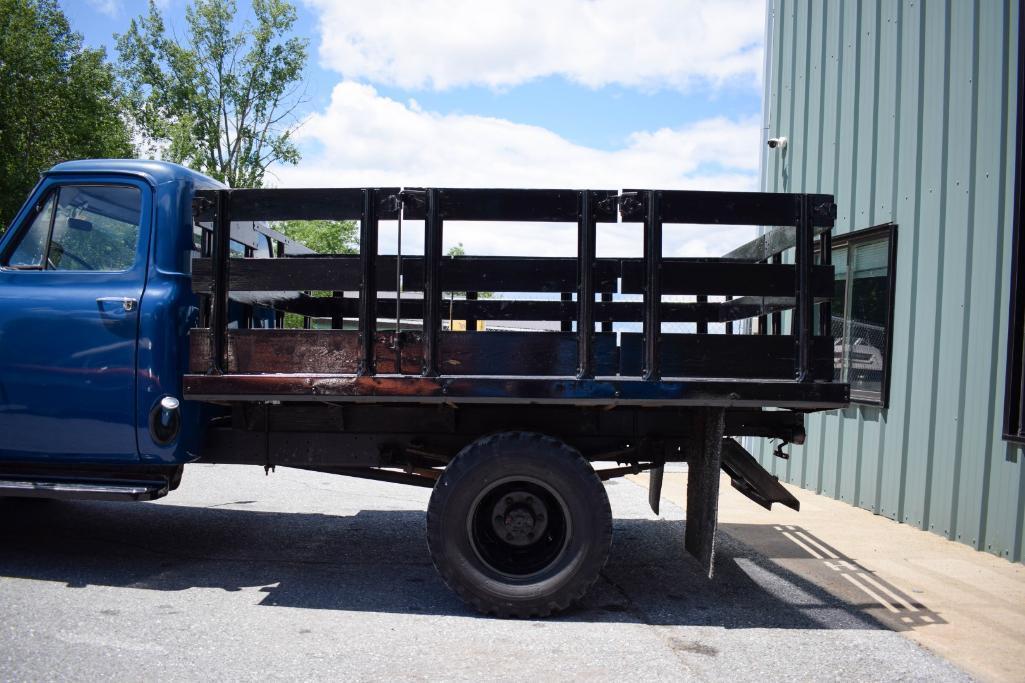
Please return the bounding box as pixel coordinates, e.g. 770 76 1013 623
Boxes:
426 431 612 618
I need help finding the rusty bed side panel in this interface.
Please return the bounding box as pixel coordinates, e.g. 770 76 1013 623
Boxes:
189 328 834 380
189 329 621 376
190 329 413 375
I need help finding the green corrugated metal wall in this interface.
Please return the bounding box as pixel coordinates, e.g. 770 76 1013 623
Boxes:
754 0 1024 561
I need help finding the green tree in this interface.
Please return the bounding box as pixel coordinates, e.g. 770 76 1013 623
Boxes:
117 0 307 188
0 0 133 232
277 219 358 255
275 219 356 329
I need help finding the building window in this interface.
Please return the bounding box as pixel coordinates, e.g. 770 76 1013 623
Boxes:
823 224 898 407
1004 72 1024 441
1009 214 1025 441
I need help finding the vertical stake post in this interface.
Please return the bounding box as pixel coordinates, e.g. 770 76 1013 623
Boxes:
600 291 613 332
466 291 478 331
423 189 442 376
577 190 596 378
358 189 378 376
757 261 768 335
795 195 814 381
560 292 573 332
331 290 344 330
643 190 662 380
772 253 783 335
208 189 231 375
819 230 832 338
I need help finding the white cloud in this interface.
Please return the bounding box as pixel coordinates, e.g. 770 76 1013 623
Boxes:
270 81 762 258
85 0 121 17
306 0 766 91
279 82 758 188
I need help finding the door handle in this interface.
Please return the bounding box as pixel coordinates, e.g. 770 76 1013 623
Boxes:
96 297 138 312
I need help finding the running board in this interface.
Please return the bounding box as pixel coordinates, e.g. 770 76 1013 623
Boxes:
720 438 800 511
0 477 169 502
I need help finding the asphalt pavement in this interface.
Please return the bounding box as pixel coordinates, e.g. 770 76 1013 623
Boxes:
0 464 969 681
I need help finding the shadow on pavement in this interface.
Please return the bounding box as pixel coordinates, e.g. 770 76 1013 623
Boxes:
0 497 896 629
720 522 945 631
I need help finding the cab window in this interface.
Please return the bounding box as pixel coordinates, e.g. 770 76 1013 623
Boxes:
4 185 142 272
6 193 56 268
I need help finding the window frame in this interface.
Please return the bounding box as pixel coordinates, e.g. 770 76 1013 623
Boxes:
824 222 899 408
1 183 144 274
1003 23 1025 443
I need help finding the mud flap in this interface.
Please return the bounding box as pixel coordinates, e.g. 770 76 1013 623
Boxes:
684 408 726 578
720 438 800 512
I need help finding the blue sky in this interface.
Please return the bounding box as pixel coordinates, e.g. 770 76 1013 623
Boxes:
64 0 767 257
65 0 764 150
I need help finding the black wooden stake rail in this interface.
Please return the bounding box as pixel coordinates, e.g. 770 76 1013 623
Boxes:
201 187 837 386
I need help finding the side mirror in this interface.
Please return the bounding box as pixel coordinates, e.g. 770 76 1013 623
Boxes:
67 217 93 232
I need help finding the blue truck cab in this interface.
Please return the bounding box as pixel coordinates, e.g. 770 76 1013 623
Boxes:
0 160 259 497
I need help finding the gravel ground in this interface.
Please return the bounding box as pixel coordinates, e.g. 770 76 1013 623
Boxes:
0 464 970 681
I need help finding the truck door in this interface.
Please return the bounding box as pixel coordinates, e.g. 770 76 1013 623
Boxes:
0 179 150 463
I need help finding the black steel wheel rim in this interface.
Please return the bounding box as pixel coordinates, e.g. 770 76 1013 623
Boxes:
467 476 571 580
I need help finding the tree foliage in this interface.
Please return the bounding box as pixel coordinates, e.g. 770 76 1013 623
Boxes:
276 219 358 255
274 220 356 328
117 0 308 188
0 0 133 232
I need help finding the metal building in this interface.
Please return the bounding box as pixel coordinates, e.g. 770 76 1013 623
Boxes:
753 0 1025 561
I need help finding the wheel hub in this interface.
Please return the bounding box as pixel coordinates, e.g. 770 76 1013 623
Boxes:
490 491 549 546
468 476 570 578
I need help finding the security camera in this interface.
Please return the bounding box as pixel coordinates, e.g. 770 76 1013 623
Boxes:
767 136 788 150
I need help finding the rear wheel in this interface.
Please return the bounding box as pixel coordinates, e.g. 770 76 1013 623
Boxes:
426 431 612 617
